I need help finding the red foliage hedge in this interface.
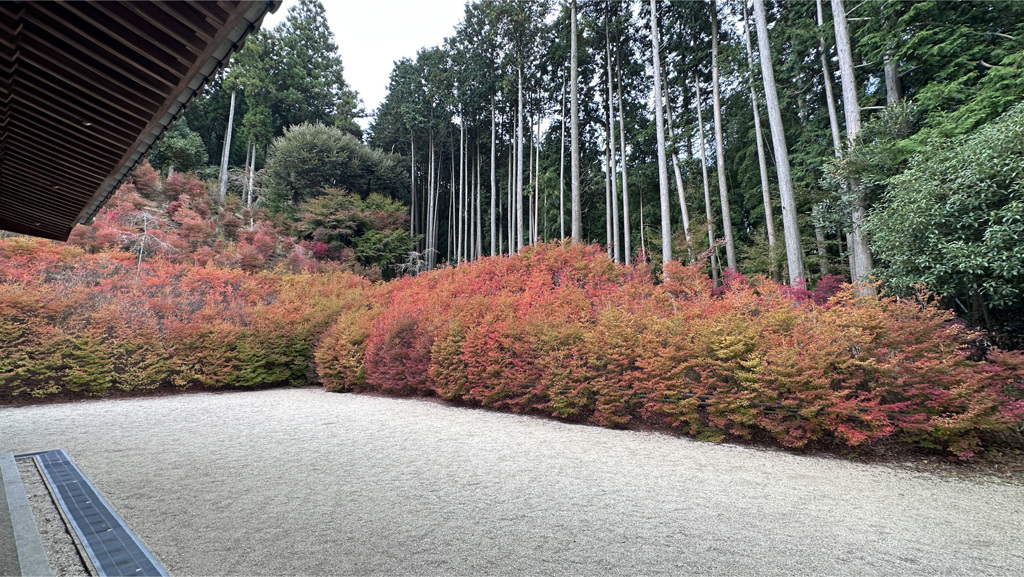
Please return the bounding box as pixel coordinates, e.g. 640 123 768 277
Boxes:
315 241 1024 459
0 237 369 400
4 230 1022 460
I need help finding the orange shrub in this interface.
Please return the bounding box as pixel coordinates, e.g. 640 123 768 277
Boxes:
0 238 368 400
315 242 1024 459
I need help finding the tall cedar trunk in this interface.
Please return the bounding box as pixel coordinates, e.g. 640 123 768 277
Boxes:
434 134 441 269
218 88 236 205
458 122 464 261
559 77 567 240
433 136 440 266
468 133 473 259
465 144 470 261
508 138 514 256
243 139 252 207
603 22 611 257
534 111 540 244
476 147 482 259
530 114 537 244
436 135 444 268
449 141 455 264
470 146 476 260
813 205 829 274
570 0 582 242
754 0 806 286
817 0 843 158
845 232 855 278
458 120 465 261
527 114 533 244
832 0 874 292
499 154 504 255
606 14 621 263
605 142 612 257
427 132 435 269
468 146 474 260
695 78 719 284
425 134 431 267
468 145 473 260
246 140 256 228
543 165 549 239
817 0 843 279
447 164 453 264
479 144 484 255
666 97 690 258
884 54 902 105
616 56 631 265
504 139 511 255
490 98 497 257
410 135 415 241
650 0 672 263
517 68 526 251
710 1 736 270
426 133 432 268
638 173 645 256
742 2 777 273
470 135 475 259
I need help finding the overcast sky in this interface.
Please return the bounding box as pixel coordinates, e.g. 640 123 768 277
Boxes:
261 0 468 128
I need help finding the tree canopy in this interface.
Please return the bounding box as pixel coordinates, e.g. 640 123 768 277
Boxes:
266 122 406 210
149 120 207 174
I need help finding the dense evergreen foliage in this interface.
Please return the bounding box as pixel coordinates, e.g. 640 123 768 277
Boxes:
185 0 362 166
266 123 407 209
868 103 1024 343
148 120 208 175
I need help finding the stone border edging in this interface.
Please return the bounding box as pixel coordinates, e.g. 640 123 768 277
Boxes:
0 452 53 577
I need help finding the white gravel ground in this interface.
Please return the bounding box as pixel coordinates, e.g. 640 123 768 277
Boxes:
1 388 1022 576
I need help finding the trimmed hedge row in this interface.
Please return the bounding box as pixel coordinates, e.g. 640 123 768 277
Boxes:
4 236 1022 460
0 238 369 399
315 241 1024 460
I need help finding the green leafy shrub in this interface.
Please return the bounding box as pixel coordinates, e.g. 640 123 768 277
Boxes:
869 103 1024 341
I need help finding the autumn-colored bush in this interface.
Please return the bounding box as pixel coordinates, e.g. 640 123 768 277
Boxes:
63 164 387 279
0 237 369 401
315 241 1024 459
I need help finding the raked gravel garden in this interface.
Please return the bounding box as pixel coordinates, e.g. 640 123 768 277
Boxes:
2 387 1022 576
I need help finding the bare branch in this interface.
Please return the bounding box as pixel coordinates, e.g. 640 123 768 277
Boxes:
846 1 868 16
963 29 1015 41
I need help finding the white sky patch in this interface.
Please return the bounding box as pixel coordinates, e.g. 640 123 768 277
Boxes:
261 0 468 130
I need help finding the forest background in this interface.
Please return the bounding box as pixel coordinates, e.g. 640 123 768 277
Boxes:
1 0 1023 462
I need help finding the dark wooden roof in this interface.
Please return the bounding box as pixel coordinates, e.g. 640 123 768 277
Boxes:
0 1 279 241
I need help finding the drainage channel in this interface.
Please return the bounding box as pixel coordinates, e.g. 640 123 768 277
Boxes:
17 449 167 577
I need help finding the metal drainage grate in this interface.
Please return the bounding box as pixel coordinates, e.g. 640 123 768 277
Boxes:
18 450 167 577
